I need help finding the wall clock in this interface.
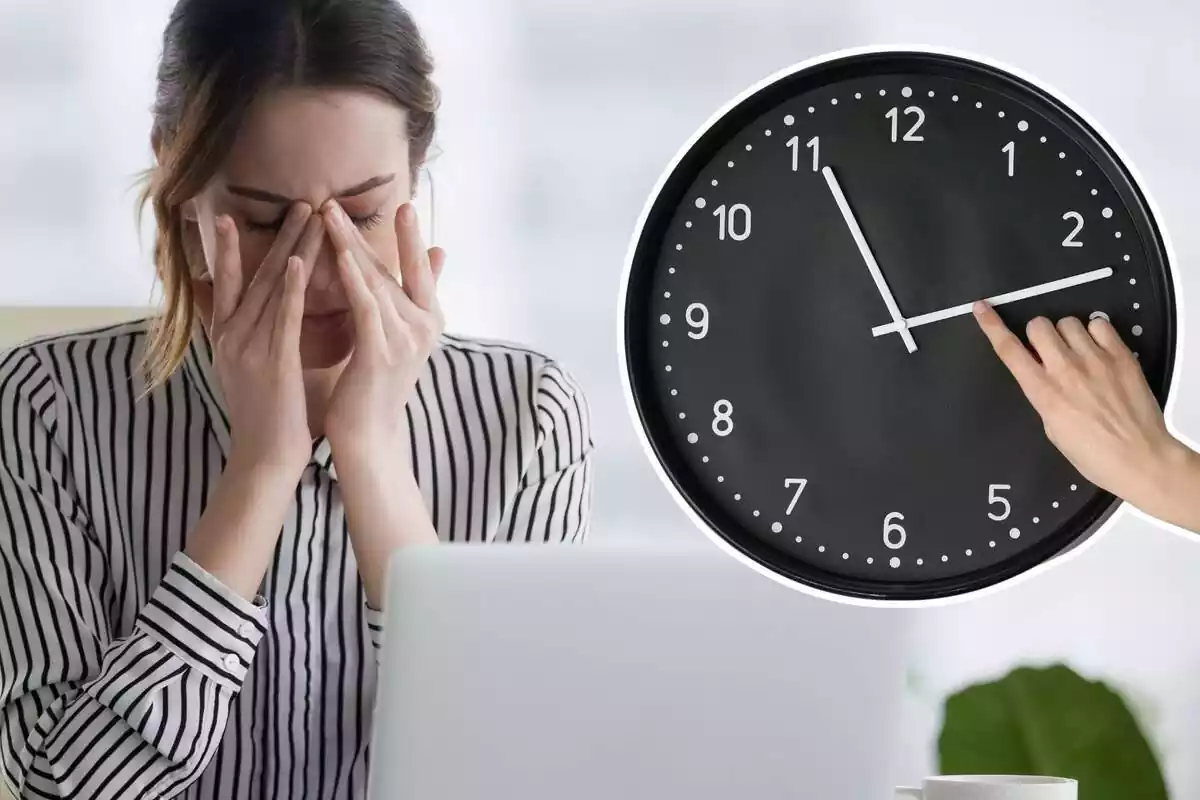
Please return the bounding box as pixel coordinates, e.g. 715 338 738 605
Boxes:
618 45 1181 603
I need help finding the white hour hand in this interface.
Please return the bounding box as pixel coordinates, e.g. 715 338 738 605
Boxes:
822 165 918 353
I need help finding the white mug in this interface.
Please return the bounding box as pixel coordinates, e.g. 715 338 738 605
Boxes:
895 775 1077 800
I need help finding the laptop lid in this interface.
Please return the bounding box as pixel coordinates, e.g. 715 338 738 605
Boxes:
369 541 911 799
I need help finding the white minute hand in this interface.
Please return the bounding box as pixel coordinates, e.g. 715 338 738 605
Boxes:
822 166 918 353
871 266 1116 337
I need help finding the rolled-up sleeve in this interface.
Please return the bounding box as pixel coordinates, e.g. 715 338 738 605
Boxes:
0 350 264 800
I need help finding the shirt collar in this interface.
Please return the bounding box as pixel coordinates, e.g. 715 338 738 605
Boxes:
180 317 336 478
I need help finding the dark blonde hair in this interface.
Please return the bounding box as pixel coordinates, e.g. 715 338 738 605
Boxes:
139 0 439 389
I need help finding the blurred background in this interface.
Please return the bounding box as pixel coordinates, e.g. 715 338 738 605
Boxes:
2 0 1199 793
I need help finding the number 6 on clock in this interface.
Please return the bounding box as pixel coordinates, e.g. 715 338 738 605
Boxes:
883 512 906 549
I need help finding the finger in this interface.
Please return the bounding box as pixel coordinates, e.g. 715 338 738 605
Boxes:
323 202 387 290
385 277 423 321
371 270 411 345
1055 316 1105 365
211 216 244 329
972 301 1049 405
293 213 326 275
238 203 312 328
428 246 446 282
1025 315 1073 372
395 203 438 311
1087 315 1136 361
337 249 388 352
272 257 308 360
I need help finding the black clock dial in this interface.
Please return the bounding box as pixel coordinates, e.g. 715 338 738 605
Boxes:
622 49 1178 601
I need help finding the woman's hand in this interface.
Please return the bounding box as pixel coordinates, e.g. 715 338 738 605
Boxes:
973 301 1200 533
321 201 445 455
320 200 445 607
208 204 323 476
184 204 324 598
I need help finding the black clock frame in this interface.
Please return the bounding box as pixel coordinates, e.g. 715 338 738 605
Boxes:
621 47 1178 602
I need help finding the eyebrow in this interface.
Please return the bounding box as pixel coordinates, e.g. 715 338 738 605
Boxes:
226 173 396 204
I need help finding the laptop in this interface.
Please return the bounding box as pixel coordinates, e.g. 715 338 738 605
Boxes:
368 541 912 799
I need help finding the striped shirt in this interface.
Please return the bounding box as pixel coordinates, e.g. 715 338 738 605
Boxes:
0 318 594 799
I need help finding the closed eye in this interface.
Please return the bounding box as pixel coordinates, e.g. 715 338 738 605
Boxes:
245 211 385 233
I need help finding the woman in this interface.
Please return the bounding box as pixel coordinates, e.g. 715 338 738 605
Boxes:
0 1 592 798
974 301 1200 533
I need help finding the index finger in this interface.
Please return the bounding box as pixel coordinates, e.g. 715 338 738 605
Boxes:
322 201 384 291
972 301 1050 407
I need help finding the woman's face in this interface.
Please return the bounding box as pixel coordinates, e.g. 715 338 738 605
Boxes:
188 87 413 370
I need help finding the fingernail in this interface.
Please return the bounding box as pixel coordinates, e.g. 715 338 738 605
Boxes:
401 203 415 226
972 300 988 316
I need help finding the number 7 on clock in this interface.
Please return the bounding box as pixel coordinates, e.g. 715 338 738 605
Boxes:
785 478 808 515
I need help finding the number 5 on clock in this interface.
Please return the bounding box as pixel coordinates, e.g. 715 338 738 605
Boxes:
988 484 1012 521
785 478 808 515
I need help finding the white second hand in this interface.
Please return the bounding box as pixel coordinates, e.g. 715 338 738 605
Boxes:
871 266 1116 337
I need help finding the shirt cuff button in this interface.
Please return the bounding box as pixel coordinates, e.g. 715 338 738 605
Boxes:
222 653 240 671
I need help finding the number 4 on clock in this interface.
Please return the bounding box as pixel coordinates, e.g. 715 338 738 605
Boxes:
785 478 808 515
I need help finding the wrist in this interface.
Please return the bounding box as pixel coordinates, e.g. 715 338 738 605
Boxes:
224 446 307 496
1135 436 1200 529
328 429 410 473
186 448 302 600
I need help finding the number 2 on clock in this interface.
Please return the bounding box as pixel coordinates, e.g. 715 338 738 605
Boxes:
1062 211 1084 247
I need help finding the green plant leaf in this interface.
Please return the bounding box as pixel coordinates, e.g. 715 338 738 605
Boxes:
938 664 1167 800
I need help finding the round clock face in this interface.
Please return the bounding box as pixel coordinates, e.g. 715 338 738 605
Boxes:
620 47 1178 602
